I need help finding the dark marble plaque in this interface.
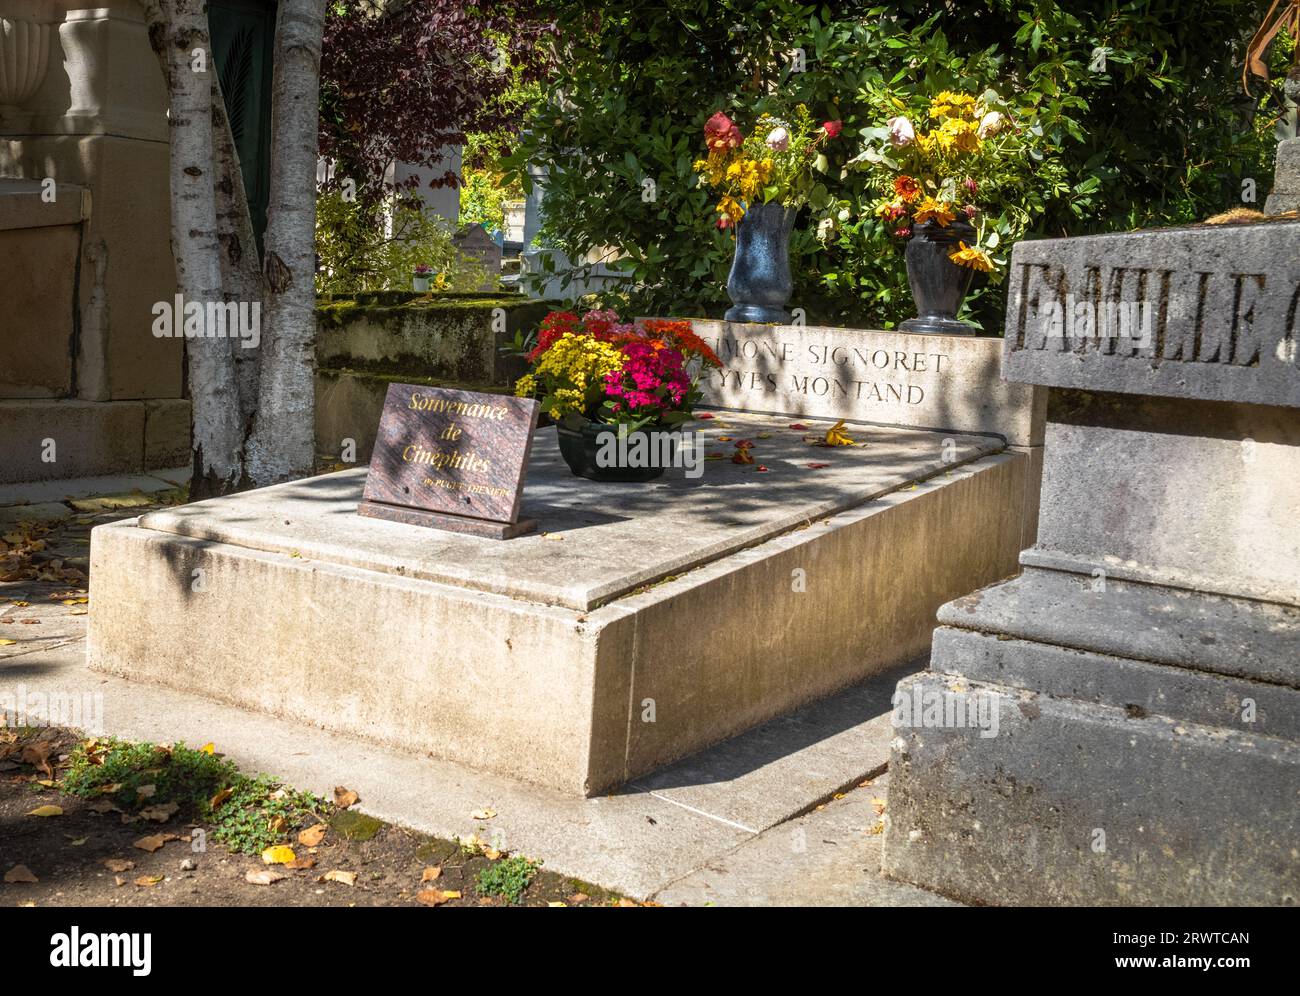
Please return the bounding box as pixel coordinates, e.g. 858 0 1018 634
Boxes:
359 384 539 535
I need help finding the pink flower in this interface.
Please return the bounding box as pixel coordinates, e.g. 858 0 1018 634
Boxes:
765 126 790 151
893 226 912 238
964 204 977 219
604 342 690 417
887 116 915 147
963 177 978 195
822 119 842 138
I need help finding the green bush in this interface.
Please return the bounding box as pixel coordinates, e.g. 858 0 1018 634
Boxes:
509 1 1292 331
316 192 489 294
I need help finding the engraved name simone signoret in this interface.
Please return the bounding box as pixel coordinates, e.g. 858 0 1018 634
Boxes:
701 333 951 406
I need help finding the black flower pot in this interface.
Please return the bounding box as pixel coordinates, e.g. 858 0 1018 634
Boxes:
555 420 678 482
899 219 977 336
724 202 798 324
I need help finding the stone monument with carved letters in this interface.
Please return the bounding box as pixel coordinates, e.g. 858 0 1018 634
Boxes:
882 218 1300 906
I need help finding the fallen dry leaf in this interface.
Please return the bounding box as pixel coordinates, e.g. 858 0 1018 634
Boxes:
208 786 233 810
132 834 168 853
416 889 461 906
321 869 357 886
27 805 62 818
103 858 134 873
134 875 163 888
135 784 156 799
114 876 126 887
246 869 285 886
87 799 120 815
261 845 296 865
4 864 38 883
470 807 496 821
333 786 359 809
548 901 567 907
421 866 442 882
140 801 179 823
286 856 317 870
0 639 16 646
298 823 326 847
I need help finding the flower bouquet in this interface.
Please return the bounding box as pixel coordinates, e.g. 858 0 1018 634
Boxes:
850 89 1028 334
514 310 721 481
412 263 435 293
694 105 841 323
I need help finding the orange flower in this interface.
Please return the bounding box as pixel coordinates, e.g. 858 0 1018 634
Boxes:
913 196 956 226
948 241 994 272
894 175 921 202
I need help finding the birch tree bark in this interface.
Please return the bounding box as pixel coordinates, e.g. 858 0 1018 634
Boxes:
243 0 328 486
211 74 263 431
142 0 245 498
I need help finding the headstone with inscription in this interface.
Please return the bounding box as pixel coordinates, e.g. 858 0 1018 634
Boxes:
453 223 503 292
882 219 1300 906
358 384 539 539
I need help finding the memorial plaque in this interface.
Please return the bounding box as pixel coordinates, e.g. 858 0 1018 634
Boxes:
358 384 539 539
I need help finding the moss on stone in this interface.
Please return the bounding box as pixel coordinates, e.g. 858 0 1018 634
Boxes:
330 809 384 841
315 365 513 394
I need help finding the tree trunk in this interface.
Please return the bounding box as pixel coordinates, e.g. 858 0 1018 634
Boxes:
211 73 263 433
244 0 327 486
142 0 245 498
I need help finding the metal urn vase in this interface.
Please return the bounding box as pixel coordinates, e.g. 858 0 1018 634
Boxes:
898 219 977 336
724 202 797 324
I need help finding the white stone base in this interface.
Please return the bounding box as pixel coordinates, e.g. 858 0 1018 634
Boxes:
88 415 1030 795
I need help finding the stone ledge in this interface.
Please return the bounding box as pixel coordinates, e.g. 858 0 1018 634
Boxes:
937 567 1300 688
139 415 1005 612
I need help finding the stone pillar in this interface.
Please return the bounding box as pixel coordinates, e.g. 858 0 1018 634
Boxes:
881 220 1300 905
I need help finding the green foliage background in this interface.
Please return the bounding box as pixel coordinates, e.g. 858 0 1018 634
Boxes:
510 1 1293 331
315 193 488 294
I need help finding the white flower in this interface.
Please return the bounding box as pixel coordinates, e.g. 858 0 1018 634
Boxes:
977 110 1005 139
886 116 915 147
765 126 790 152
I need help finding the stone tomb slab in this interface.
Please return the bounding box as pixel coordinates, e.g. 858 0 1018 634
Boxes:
88 413 1031 795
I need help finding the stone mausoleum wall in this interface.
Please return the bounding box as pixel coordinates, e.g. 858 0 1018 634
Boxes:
314 292 554 464
0 1 189 485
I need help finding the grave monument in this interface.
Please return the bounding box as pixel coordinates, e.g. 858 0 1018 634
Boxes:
88 321 1043 796
882 218 1300 905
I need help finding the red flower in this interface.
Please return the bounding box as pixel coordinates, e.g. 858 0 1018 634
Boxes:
705 111 743 151
822 119 843 138
893 226 912 238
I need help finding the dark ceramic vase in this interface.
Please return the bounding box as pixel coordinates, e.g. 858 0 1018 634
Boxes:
724 202 798 324
899 219 978 336
555 420 676 482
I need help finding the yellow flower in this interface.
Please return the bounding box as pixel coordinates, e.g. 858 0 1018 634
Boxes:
930 91 978 121
938 117 981 153
514 373 537 398
717 195 745 223
913 197 956 226
525 333 626 419
949 241 994 272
